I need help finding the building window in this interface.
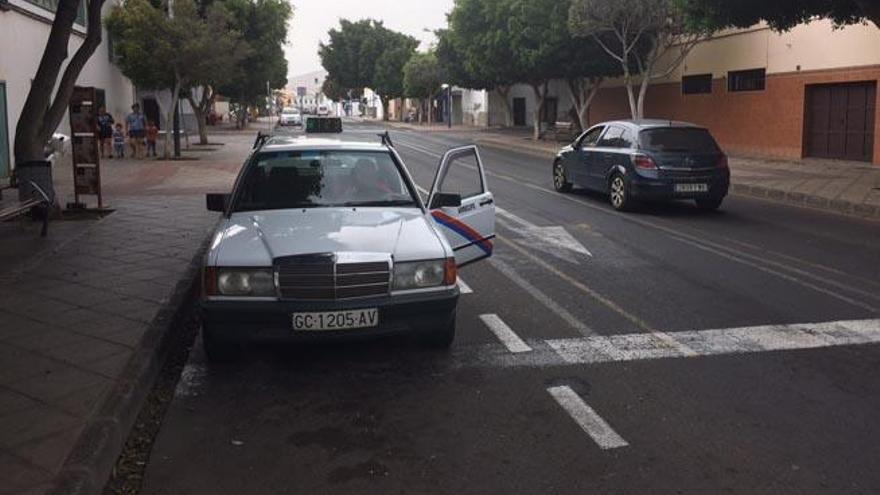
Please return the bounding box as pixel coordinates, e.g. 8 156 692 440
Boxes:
24 0 87 25
682 74 712 95
728 68 766 92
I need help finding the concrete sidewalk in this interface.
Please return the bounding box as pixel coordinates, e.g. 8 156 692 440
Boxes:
0 131 252 494
467 130 880 220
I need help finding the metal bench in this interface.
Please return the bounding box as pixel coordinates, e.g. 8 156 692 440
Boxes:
0 180 52 237
553 121 576 142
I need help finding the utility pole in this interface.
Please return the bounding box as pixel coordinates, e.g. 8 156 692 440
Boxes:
169 0 181 158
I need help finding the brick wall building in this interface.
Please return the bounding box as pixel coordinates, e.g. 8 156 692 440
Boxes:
588 20 880 165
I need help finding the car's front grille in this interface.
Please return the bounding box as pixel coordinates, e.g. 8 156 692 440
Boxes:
276 256 390 301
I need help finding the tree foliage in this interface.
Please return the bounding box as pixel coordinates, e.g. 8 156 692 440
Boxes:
569 0 715 120
216 0 292 107
678 0 879 31
319 19 418 119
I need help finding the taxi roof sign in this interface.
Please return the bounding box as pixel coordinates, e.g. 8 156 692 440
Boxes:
305 117 343 134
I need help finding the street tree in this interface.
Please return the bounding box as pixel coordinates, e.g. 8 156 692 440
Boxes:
444 0 521 127
14 0 105 168
679 0 879 31
569 0 715 120
403 52 443 125
217 0 292 126
319 19 418 121
108 0 239 157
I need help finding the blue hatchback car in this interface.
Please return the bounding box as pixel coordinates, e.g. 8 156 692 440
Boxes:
553 119 730 211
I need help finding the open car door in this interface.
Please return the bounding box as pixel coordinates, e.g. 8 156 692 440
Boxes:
427 146 496 267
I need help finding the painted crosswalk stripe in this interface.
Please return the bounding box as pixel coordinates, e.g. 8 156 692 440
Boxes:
480 314 532 353
547 386 629 450
457 278 473 294
546 319 880 365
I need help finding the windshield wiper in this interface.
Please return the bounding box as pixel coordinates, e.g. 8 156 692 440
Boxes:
340 200 416 207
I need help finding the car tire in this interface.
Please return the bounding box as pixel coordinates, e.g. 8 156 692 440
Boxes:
695 196 724 211
609 173 634 211
420 313 456 349
553 160 572 193
202 326 243 363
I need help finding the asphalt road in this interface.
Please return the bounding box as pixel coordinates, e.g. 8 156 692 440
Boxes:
140 122 880 494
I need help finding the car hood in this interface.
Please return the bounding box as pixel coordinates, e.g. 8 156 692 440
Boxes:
209 208 449 267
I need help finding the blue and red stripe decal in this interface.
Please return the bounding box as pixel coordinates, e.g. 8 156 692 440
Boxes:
431 210 494 256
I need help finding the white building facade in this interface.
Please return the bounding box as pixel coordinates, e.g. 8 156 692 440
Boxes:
0 0 134 179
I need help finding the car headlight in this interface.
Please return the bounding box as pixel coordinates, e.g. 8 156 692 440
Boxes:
393 259 456 290
213 268 275 296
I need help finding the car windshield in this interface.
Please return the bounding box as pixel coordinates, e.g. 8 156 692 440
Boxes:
282 108 298 115
231 149 418 211
639 128 720 153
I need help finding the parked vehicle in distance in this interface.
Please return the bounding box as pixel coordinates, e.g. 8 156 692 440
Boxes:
552 120 730 211
201 128 496 362
317 104 331 117
278 107 302 126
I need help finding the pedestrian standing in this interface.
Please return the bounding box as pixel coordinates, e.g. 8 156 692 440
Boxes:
112 123 126 158
125 103 147 159
146 120 159 157
97 107 115 159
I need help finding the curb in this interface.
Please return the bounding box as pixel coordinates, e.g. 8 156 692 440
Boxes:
47 230 214 495
729 183 880 220
474 138 879 221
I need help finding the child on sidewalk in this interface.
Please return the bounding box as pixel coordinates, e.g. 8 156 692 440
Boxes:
146 120 159 157
112 123 126 159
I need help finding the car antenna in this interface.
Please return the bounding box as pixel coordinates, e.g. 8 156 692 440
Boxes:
253 132 270 150
379 131 394 148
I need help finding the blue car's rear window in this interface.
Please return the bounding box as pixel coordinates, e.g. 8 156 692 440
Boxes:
639 128 720 153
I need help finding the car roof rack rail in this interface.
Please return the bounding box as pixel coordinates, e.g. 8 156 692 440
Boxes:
378 131 394 148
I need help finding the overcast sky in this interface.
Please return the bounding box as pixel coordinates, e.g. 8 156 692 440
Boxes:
284 0 455 79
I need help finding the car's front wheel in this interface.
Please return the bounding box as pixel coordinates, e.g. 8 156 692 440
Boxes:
420 312 456 349
553 160 573 193
609 173 634 211
695 196 724 211
203 326 243 363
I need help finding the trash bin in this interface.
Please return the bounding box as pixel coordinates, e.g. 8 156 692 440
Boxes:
15 160 55 203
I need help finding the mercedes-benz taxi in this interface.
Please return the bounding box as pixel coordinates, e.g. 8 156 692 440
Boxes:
201 119 495 361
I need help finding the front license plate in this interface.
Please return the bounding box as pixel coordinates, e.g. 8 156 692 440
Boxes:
675 183 708 193
292 309 379 331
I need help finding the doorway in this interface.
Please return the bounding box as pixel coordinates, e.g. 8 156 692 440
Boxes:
513 98 526 127
142 97 161 130
805 82 876 161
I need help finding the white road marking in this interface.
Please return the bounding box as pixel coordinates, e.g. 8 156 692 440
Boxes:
547 386 629 450
457 278 473 294
495 206 592 261
480 314 532 353
546 319 880 366
490 257 595 336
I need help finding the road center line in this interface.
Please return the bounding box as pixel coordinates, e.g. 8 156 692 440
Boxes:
480 314 532 353
547 386 629 450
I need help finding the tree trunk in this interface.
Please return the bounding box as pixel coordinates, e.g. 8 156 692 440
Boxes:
186 93 209 145
494 86 513 127
566 77 602 131
623 71 639 120
530 82 547 141
636 76 650 120
14 0 105 165
427 98 433 125
164 79 182 159
381 97 390 121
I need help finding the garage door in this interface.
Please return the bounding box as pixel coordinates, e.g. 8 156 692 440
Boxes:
805 82 876 162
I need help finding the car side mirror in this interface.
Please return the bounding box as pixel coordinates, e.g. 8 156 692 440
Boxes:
430 192 462 209
206 193 229 212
